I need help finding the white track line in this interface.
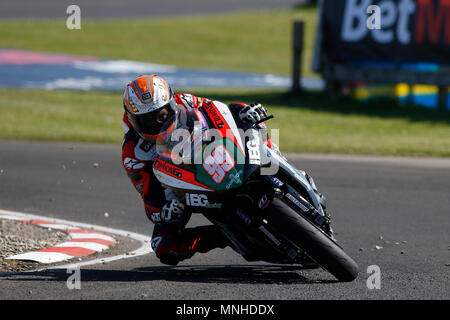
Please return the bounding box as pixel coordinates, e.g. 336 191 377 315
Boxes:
0 208 153 271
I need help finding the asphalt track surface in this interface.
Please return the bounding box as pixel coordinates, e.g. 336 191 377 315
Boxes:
0 0 304 19
0 140 449 300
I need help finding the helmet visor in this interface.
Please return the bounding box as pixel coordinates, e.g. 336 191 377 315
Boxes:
135 103 174 135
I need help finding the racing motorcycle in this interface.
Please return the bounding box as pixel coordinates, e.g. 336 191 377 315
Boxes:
153 100 359 282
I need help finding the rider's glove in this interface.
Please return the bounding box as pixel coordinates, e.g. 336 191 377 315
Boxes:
239 103 268 124
158 199 185 224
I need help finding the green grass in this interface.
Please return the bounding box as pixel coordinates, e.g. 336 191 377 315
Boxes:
1 9 450 156
0 89 122 143
0 8 319 77
2 88 450 157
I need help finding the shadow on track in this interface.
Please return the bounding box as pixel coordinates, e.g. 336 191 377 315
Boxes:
1 264 338 285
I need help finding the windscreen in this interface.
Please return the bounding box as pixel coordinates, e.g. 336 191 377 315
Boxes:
155 105 209 166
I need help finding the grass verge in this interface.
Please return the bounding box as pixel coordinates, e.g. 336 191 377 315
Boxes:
1 88 450 157
1 8 450 157
0 8 319 77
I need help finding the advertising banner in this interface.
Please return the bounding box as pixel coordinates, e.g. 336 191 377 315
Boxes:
319 0 450 65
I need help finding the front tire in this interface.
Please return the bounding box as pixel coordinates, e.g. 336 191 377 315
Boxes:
265 198 359 282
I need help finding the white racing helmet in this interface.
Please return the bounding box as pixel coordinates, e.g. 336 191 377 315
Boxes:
123 75 177 140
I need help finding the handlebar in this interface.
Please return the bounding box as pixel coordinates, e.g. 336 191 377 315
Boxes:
254 114 274 126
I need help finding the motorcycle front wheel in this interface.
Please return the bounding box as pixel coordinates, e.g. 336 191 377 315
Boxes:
265 197 359 282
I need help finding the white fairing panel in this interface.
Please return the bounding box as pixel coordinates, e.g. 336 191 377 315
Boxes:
153 169 212 192
213 101 245 153
264 145 325 215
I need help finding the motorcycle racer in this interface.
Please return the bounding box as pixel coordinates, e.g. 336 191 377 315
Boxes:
121 74 272 265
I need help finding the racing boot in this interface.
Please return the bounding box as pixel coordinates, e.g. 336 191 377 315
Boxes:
152 224 230 266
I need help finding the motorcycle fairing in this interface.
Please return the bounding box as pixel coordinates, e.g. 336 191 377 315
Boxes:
202 100 245 156
153 157 213 192
193 137 246 191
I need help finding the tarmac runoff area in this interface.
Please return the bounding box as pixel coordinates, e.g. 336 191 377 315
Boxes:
0 141 449 299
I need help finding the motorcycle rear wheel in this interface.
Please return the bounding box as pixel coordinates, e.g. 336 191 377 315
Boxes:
265 198 359 282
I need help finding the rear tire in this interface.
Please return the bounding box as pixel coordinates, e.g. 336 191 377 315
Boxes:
266 198 359 282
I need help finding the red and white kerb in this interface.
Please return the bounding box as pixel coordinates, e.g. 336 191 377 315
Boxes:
0 213 115 264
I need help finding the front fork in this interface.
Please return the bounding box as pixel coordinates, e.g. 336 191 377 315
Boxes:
227 180 320 265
